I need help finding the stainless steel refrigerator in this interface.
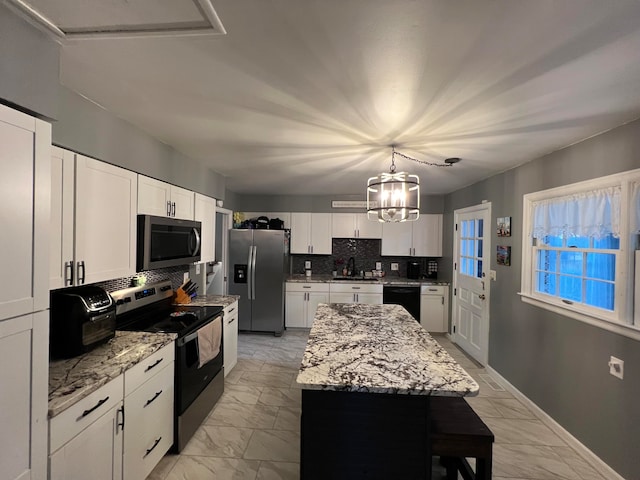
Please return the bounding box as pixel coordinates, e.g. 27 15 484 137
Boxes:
228 229 288 335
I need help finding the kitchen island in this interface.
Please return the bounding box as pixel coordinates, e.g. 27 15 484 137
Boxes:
296 303 479 479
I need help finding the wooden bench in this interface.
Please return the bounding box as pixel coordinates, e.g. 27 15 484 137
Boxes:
430 396 495 480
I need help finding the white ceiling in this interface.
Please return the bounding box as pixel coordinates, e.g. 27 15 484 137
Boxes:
21 0 640 195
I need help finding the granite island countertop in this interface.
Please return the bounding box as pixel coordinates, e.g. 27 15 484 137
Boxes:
287 274 448 286
179 294 240 308
296 303 478 396
49 331 177 418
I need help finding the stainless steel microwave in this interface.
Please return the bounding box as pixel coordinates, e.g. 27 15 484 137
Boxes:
137 215 202 271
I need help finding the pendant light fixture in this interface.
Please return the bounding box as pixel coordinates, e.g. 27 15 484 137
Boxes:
366 147 458 223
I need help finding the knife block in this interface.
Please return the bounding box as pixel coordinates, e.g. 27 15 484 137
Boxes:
174 288 191 304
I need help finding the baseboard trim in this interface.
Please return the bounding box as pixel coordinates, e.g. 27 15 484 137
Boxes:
485 365 625 480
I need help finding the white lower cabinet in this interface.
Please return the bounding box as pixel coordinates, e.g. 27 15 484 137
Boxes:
285 283 329 328
223 301 239 376
123 342 175 480
420 285 449 332
49 343 175 480
49 375 125 480
329 283 383 305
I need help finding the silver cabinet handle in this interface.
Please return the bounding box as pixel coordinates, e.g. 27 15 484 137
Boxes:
172 202 176 217
65 260 74 286
77 261 86 284
166 201 171 216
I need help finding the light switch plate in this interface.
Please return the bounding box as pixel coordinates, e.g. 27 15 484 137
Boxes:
490 270 497 281
376 262 382 271
196 264 201 275
305 260 312 269
391 262 399 271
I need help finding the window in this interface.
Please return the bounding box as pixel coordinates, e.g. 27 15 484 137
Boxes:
521 169 640 339
460 218 484 279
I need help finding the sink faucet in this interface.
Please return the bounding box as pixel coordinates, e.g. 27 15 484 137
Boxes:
347 257 355 276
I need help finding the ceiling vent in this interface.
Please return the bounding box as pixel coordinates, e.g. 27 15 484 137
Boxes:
6 0 226 41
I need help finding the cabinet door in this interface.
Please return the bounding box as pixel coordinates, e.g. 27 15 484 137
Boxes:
75 155 137 285
413 214 443 257
137 175 171 217
306 292 329 327
357 293 383 305
223 302 238 375
0 106 50 319
355 213 382 239
170 185 195 220
329 292 355 304
290 213 311 254
309 213 332 254
285 292 307 327
195 193 217 263
381 221 413 256
331 213 356 238
49 402 123 480
50 147 75 290
420 295 446 332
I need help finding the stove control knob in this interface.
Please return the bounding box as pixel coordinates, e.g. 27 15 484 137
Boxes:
116 299 124 305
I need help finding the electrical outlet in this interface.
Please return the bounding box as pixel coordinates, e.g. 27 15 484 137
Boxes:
376 262 382 271
305 260 312 269
391 262 399 271
183 272 189 283
196 263 201 275
609 356 624 379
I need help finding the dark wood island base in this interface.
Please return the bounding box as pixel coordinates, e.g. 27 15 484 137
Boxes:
300 389 432 480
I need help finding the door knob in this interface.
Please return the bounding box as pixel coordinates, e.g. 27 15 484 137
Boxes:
479 294 486 300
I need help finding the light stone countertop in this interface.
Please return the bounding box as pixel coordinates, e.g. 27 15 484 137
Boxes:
182 294 240 308
287 274 448 286
296 303 478 396
48 331 177 418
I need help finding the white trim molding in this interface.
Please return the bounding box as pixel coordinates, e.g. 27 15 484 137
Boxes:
485 366 626 480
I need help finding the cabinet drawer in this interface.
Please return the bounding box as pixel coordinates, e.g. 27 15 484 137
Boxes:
50 374 123 453
124 342 175 396
286 282 330 293
330 283 383 294
224 301 238 317
125 362 174 441
421 285 446 295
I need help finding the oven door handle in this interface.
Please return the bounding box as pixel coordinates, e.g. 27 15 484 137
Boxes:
176 315 221 346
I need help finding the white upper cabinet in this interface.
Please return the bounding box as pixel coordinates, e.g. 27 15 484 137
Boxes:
332 213 382 239
50 147 75 290
195 193 217 263
75 155 138 284
290 213 331 254
0 104 50 319
138 175 194 220
381 214 443 257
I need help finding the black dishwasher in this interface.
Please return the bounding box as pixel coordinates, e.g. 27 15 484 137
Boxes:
383 286 421 321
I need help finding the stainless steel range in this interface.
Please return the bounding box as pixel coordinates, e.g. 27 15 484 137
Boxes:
111 280 224 452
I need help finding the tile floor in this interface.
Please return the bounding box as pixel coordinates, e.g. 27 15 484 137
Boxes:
148 330 606 480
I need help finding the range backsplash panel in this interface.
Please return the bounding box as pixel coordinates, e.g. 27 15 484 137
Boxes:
291 238 442 278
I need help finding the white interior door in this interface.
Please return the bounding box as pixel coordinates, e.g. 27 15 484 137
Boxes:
452 203 491 365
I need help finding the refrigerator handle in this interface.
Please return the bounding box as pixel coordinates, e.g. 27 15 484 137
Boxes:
247 246 253 300
251 245 257 300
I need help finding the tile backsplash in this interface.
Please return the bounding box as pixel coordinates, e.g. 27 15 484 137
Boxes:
291 238 442 278
92 266 190 293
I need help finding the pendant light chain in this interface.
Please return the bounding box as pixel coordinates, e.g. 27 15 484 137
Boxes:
393 150 455 168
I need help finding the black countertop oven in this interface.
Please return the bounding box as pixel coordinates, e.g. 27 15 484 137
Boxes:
49 286 116 358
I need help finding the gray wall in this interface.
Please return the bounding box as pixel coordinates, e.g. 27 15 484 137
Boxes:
0 5 226 200
443 118 640 479
0 3 59 120
232 193 444 214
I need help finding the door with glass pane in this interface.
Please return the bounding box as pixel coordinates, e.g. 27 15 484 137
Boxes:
453 204 491 365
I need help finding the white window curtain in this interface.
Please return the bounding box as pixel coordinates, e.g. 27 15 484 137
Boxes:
532 186 621 239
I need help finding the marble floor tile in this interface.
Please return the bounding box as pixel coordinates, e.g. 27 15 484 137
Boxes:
465 396 503 418
259 363 300 374
206 402 279 429
225 367 246 385
493 444 583 479
237 370 295 388
273 406 301 432
255 461 300 480
180 425 254 458
258 387 302 407
554 446 606 480
490 397 537 419
146 453 179 480
243 429 301 462
165 455 260 480
219 384 264 405
235 358 266 372
483 417 567 446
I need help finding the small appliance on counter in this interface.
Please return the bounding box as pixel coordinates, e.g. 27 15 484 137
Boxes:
49 285 116 358
425 260 438 279
407 261 421 280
